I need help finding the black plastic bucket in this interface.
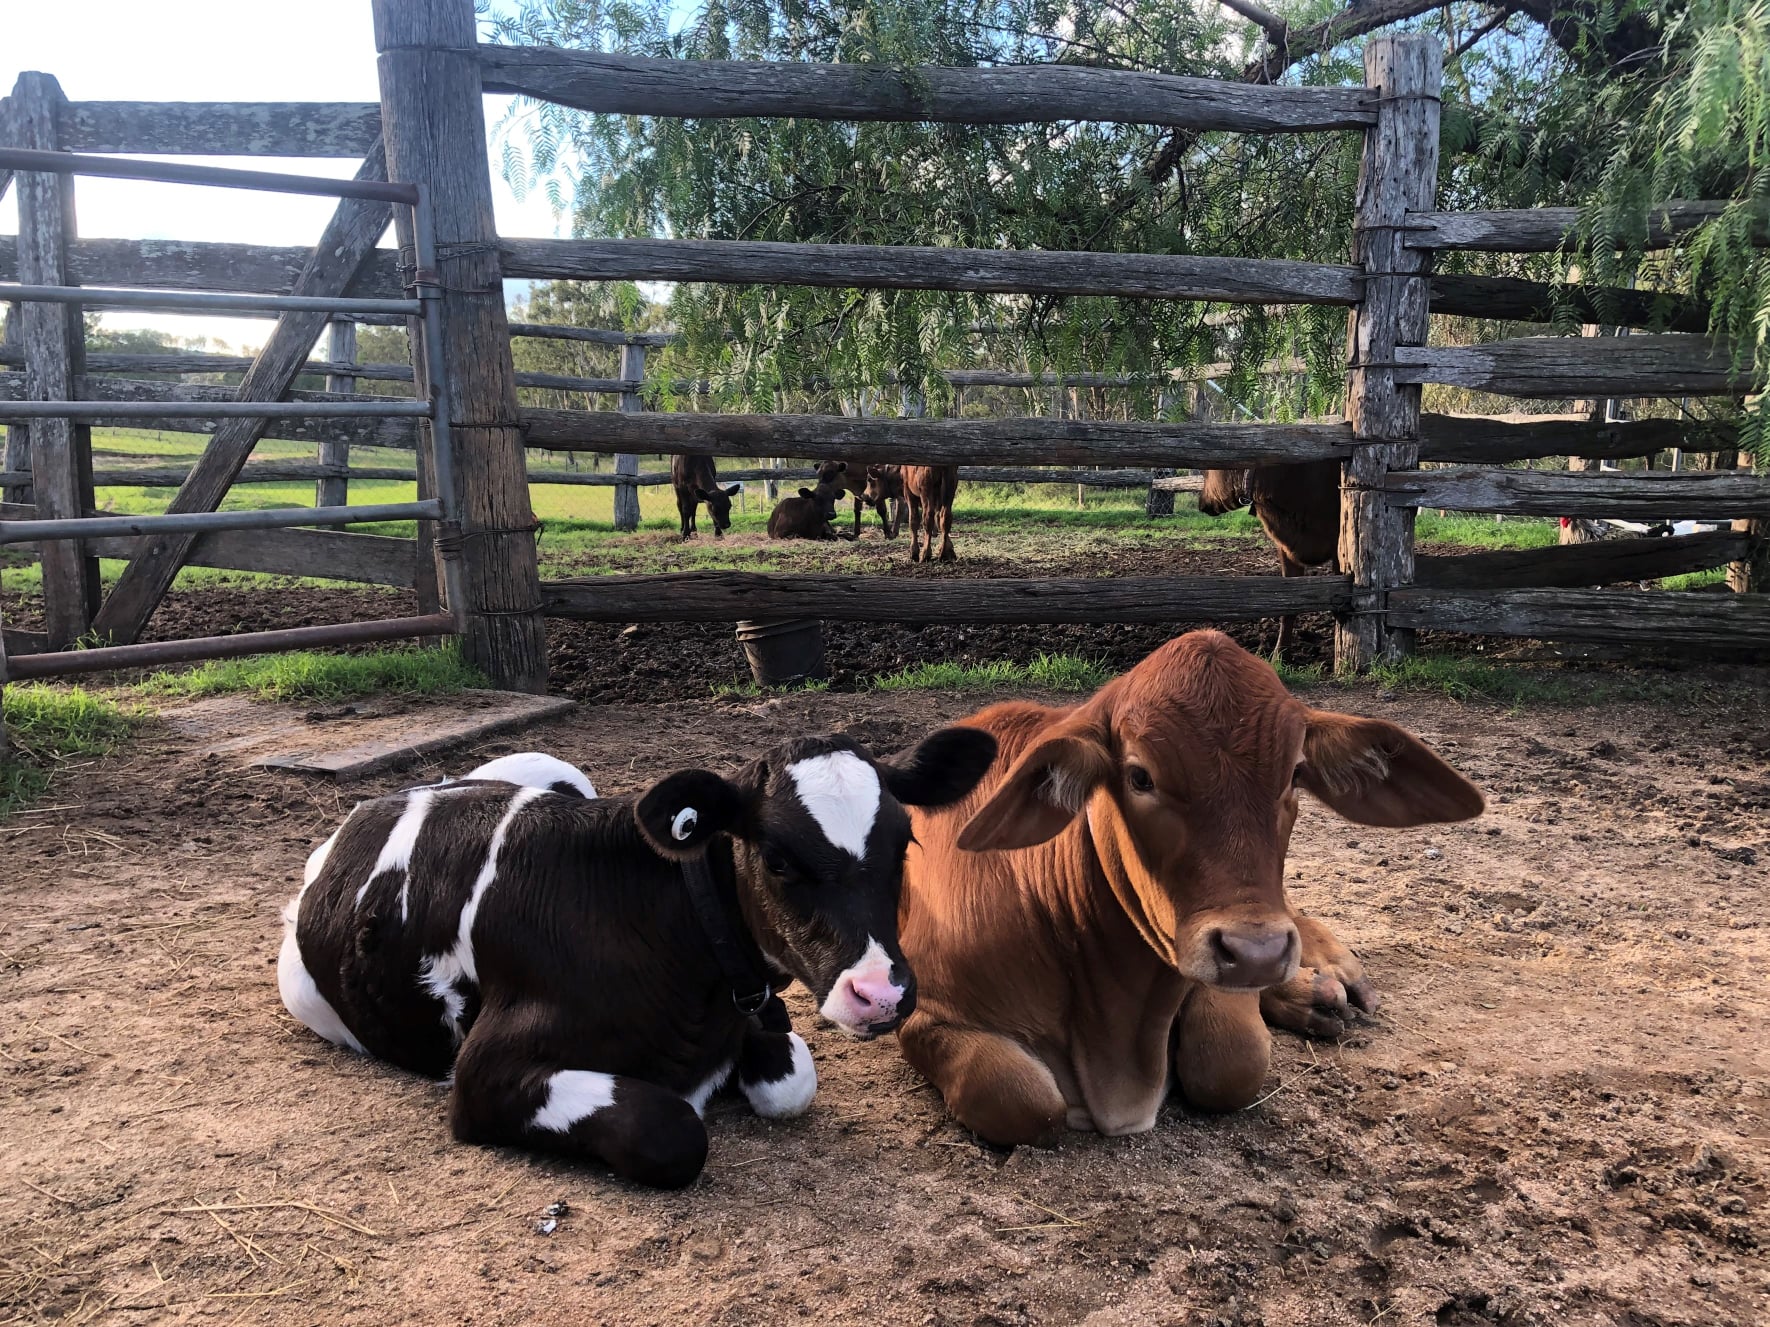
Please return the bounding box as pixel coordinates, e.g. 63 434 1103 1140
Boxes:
735 618 827 687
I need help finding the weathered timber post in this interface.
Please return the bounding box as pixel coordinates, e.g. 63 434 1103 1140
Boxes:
1146 385 1178 518
373 0 548 692
613 342 643 531
0 304 25 506
1728 449 1769 593
12 72 100 647
316 318 357 507
1335 36 1442 673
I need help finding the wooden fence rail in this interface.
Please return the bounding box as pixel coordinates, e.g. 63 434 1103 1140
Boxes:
542 571 1349 624
1403 202 1760 253
477 45 1377 133
61 102 382 157
0 234 1697 332
1394 335 1754 398
1388 588 1770 649
1414 529 1752 590
1386 468 1770 518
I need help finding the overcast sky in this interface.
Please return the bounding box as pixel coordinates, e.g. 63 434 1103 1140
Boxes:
2 0 573 349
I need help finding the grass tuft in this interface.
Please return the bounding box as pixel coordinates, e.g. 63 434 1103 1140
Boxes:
132 645 487 704
875 652 1112 693
1 685 136 817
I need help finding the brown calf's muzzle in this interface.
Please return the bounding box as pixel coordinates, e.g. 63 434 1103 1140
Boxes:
1173 900 1300 990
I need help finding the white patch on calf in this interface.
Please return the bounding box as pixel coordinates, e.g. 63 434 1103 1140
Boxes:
304 826 342 888
355 790 435 912
531 1069 617 1133
466 753 596 800
684 1060 733 1118
741 1033 817 1119
786 751 880 858
277 903 366 1054
420 786 546 1041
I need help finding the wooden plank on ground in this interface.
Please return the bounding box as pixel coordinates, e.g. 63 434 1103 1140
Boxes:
253 691 575 781
88 141 393 646
1388 587 1770 649
521 410 1351 468
542 572 1349 623
1415 530 1751 590
476 44 1376 133
1387 468 1770 519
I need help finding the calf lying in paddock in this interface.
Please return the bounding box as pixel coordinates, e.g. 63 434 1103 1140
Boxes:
897 631 1483 1146
280 731 997 1187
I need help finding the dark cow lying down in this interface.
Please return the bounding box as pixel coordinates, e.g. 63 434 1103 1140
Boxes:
280 733 996 1188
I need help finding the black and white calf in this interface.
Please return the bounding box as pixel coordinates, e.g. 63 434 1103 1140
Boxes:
278 731 996 1188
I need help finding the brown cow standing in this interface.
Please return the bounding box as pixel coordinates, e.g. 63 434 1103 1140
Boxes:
902 465 959 563
1198 460 1340 658
671 454 741 540
896 630 1483 1146
766 481 842 540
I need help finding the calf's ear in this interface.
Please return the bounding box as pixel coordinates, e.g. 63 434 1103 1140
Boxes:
635 770 747 858
723 484 741 498
798 487 815 499
1300 711 1485 827
957 719 1113 852
882 726 998 808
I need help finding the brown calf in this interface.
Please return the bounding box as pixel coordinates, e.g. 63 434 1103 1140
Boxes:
1198 460 1340 658
902 465 959 563
896 630 1483 1146
671 454 741 540
766 482 842 540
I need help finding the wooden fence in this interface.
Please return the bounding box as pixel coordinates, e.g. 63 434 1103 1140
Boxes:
2 3 1765 688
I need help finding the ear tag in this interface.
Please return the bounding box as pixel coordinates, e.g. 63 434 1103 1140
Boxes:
671 807 699 842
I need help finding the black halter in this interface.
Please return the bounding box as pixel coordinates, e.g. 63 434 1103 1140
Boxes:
681 846 790 1032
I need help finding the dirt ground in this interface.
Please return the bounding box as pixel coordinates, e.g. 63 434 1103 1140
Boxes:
3 672 1768 1326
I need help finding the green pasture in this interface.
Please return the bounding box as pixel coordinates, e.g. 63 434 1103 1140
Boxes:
1 425 1571 598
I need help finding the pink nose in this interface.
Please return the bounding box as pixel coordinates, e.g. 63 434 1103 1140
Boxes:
839 972 904 1020
1209 926 1299 988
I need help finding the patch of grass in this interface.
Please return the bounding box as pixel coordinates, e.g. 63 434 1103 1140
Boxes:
875 652 1113 693
1 685 136 817
1365 654 1588 707
132 644 486 704
710 676 833 698
1660 568 1726 591
1414 511 1559 552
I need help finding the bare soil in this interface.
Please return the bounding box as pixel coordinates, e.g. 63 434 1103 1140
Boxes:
3 678 1768 1326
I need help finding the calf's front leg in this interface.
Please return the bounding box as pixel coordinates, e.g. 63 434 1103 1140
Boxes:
899 1012 1065 1147
1260 912 1380 1039
449 1015 709 1189
736 1018 817 1119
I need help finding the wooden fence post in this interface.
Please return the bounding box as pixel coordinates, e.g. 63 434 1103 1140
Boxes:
613 342 643 531
0 304 26 506
12 72 100 647
373 0 549 693
1335 35 1442 673
316 318 357 507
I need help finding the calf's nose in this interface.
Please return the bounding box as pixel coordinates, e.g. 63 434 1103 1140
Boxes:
1209 926 1299 989
839 970 907 1020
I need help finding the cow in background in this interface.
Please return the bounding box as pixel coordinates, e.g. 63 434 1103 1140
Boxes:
903 465 959 563
895 630 1483 1147
1198 460 1341 658
671 454 741 540
817 460 906 540
281 729 999 1187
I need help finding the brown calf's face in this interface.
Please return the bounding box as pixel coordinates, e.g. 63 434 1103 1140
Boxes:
955 632 1483 991
637 729 998 1037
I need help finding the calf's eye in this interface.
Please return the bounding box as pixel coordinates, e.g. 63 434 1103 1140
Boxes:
761 845 791 876
1126 766 1155 794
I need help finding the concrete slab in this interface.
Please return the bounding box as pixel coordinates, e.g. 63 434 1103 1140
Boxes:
157 690 576 782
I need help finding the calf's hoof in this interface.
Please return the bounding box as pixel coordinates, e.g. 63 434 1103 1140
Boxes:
1260 967 1379 1039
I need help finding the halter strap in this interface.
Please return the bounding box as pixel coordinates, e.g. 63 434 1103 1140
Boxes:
681 846 788 1031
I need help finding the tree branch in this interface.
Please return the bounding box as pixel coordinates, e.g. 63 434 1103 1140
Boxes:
1216 0 1289 42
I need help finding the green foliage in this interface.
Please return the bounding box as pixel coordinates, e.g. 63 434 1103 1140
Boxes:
1 686 135 818
132 645 487 704
875 651 1112 692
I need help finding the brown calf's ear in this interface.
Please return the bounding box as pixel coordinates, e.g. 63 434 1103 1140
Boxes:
1300 712 1485 827
798 487 815 499
722 484 741 498
957 725 1113 852
882 726 999 808
635 770 747 859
